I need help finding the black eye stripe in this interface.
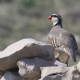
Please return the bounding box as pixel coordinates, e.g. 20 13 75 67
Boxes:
51 15 57 18
51 15 53 17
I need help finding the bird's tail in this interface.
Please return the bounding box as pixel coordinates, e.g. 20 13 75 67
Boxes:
66 47 77 62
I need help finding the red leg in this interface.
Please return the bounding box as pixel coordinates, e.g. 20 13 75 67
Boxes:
60 60 66 63
55 54 61 59
66 55 70 64
55 54 70 64
60 55 70 64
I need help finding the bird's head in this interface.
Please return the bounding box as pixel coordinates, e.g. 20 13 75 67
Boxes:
47 14 62 26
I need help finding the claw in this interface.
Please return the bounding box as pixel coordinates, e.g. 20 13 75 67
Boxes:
60 60 66 63
60 60 68 65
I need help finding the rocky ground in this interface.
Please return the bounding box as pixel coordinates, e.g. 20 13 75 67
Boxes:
0 38 79 80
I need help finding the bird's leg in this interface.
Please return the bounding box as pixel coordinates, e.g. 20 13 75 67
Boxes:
60 60 66 63
55 53 61 60
55 54 66 63
65 55 70 64
60 55 70 64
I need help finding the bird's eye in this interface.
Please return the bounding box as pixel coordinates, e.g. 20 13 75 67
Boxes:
53 15 56 18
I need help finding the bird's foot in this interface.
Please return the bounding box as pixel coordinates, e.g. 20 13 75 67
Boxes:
60 60 68 65
60 60 66 63
55 55 68 65
55 57 60 61
55 55 61 61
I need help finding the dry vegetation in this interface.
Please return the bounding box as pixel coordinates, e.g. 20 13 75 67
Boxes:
0 0 80 66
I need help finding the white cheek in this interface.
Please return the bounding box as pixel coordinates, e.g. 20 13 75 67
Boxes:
51 17 58 23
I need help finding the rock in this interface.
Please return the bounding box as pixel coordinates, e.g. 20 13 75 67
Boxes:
62 66 80 80
1 71 27 80
0 38 55 71
28 75 41 80
40 66 70 79
54 60 68 67
17 57 55 79
32 75 41 80
0 70 5 79
40 65 80 80
39 75 63 80
77 61 80 72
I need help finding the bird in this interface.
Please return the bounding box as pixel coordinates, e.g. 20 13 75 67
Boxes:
47 14 78 64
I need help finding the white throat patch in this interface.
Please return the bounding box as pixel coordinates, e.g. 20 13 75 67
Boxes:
51 17 59 26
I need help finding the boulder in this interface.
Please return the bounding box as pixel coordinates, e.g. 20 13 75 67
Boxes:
54 60 68 67
40 65 80 80
17 57 55 79
40 66 70 78
28 75 41 80
62 65 80 80
39 75 63 80
77 61 80 72
0 38 55 71
0 70 5 79
1 71 27 80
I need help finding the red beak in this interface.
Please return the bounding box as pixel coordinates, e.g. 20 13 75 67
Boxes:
47 16 51 20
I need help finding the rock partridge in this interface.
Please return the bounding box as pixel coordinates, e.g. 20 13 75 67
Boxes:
47 14 78 64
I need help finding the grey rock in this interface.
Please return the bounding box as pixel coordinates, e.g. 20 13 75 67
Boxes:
28 75 41 80
62 66 80 80
32 75 41 80
39 75 63 80
54 60 68 67
1 71 27 80
40 65 80 80
17 57 55 79
40 66 70 78
77 61 80 72
0 38 55 71
0 70 5 79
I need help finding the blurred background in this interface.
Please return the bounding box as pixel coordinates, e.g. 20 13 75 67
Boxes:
0 0 80 66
